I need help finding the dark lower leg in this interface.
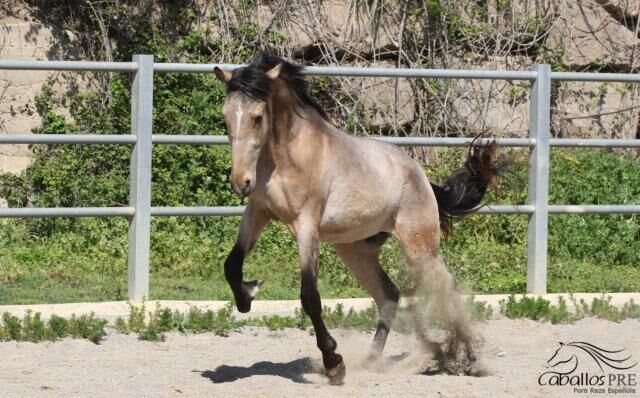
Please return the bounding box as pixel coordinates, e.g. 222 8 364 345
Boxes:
224 244 261 313
300 274 342 370
370 277 400 356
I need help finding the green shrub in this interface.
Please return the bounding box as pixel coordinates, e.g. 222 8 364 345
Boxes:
48 314 69 338
465 296 494 321
117 303 242 341
499 295 640 324
1 313 22 340
21 310 49 342
0 1 638 303
0 311 107 343
621 299 640 319
500 295 552 321
66 313 108 343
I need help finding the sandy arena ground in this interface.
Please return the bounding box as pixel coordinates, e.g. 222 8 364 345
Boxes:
1 318 638 398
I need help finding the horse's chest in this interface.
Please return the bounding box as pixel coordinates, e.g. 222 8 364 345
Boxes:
256 178 308 223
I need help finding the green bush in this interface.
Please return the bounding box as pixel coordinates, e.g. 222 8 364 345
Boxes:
115 303 243 341
0 2 638 303
0 310 107 343
500 295 640 323
439 148 639 294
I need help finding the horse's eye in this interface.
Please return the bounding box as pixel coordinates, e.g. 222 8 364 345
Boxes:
253 115 262 126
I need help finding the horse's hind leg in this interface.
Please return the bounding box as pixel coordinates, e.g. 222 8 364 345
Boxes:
224 201 270 313
334 233 399 360
393 193 475 361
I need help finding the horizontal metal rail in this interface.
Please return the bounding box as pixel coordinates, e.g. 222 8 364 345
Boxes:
476 205 534 214
3 60 640 83
551 72 640 83
0 207 135 218
548 205 640 214
548 138 640 148
2 135 637 148
373 137 533 147
152 135 640 148
476 205 640 215
152 135 228 145
154 62 538 80
148 204 640 217
0 204 636 218
151 135 536 147
153 62 640 83
151 206 246 217
151 205 534 216
301 66 538 80
0 134 137 144
0 60 138 72
154 63 240 73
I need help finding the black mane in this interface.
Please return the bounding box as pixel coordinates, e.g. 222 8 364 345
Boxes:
226 53 329 121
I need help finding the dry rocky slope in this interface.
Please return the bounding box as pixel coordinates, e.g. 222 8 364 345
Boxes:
0 0 639 172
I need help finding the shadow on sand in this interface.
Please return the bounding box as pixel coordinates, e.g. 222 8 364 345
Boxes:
196 357 321 384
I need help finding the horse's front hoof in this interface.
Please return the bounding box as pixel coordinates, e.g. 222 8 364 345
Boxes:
326 359 346 385
235 279 263 313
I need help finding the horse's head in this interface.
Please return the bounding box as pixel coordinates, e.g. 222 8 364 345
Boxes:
214 60 283 197
546 342 577 370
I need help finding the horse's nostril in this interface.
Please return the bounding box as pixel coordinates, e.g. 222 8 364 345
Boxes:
238 179 253 196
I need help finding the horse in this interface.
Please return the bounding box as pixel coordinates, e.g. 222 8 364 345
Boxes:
214 53 501 384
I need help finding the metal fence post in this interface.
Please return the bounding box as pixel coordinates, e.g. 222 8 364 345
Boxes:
527 64 551 295
128 54 154 301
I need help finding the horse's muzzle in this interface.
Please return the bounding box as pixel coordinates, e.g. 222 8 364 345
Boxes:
232 177 254 197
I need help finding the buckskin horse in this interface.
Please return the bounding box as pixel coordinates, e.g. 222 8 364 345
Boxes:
214 53 500 384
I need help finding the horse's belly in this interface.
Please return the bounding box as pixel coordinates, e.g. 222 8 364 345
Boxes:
318 194 395 243
318 223 390 244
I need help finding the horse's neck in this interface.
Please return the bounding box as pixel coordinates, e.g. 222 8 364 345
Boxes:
266 93 328 169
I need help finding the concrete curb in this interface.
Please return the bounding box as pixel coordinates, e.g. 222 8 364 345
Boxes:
1 293 639 324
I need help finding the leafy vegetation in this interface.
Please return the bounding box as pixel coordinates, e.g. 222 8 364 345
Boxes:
114 298 496 342
465 295 494 321
500 295 576 323
0 147 638 303
0 2 638 304
113 302 377 342
0 310 107 343
440 148 640 295
1 295 637 344
499 295 640 324
115 302 242 341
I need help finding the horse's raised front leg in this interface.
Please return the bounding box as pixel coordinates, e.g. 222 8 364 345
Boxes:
224 201 270 313
334 233 399 362
295 221 345 385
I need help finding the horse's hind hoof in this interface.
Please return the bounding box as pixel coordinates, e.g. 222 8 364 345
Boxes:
326 360 346 386
362 352 384 372
235 279 263 313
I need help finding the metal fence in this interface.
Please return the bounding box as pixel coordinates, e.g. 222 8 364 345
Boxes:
1 54 639 300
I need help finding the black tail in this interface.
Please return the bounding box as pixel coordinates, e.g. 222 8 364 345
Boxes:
431 138 504 232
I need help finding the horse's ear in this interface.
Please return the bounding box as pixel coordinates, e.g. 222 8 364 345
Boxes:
214 67 232 83
266 63 284 80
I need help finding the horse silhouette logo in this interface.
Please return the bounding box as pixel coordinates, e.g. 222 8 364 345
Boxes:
546 342 637 374
539 341 638 387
